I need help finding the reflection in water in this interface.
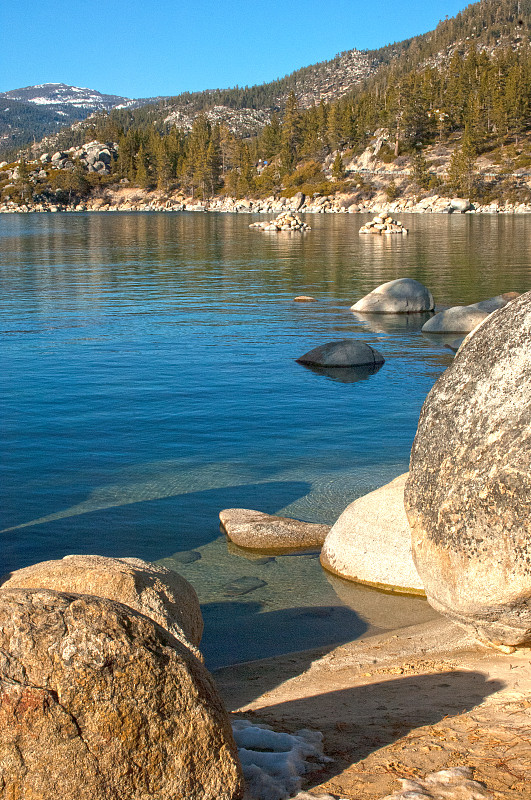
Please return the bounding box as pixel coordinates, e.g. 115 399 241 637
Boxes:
421 331 467 350
298 361 384 384
351 310 434 334
324 571 437 630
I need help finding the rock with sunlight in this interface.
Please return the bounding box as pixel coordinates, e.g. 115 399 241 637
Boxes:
421 306 490 334
405 291 531 647
0 588 243 800
320 473 424 594
220 509 330 551
1 554 204 653
296 339 384 368
467 291 520 313
351 278 433 314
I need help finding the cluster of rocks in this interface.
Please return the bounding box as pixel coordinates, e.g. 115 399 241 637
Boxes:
0 555 244 799
358 212 409 234
39 140 117 173
249 211 311 232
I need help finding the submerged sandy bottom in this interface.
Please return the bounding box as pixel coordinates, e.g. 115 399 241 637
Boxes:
158 535 437 669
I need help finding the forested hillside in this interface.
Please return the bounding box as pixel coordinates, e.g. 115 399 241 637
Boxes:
1 0 530 207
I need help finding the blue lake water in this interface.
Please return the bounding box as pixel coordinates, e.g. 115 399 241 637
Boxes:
1 211 529 667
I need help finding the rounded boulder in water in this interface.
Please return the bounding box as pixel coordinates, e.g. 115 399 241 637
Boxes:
296 339 384 368
422 306 489 334
351 278 434 314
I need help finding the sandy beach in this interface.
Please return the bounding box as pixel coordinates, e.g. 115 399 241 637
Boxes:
215 618 531 799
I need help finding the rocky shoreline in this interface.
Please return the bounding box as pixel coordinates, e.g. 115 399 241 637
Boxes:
2 187 531 215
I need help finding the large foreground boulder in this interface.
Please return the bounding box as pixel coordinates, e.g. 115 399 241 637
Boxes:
351 278 434 314
1 554 203 650
320 474 424 594
0 589 244 800
405 292 531 646
297 339 384 367
421 306 489 334
220 509 330 551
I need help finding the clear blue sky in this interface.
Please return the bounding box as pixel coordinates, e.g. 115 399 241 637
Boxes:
1 0 472 98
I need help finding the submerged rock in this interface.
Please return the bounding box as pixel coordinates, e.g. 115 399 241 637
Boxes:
351 278 434 314
172 549 202 564
1 554 203 649
220 508 330 551
293 295 317 302
0 589 244 800
320 474 424 595
421 306 489 334
405 291 531 646
296 339 384 368
222 576 267 596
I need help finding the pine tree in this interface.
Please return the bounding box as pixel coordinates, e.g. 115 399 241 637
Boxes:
279 92 301 176
332 151 345 180
205 125 222 196
447 127 477 197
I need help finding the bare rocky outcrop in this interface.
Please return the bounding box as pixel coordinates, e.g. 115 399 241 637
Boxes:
220 509 330 551
0 588 244 800
320 474 424 595
405 291 531 647
351 278 434 314
296 339 385 368
1 554 203 650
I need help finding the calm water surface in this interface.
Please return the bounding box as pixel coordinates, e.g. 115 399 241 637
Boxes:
1 212 529 666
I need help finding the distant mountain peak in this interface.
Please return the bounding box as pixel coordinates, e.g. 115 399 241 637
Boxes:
0 83 130 109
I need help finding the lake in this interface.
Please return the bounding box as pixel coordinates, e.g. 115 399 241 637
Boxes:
1 211 529 667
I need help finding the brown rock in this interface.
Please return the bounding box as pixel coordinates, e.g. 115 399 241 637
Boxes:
0 589 244 800
405 291 531 646
220 509 330 551
1 554 203 650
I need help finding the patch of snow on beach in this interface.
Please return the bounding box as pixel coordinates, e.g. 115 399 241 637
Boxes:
232 719 333 800
380 766 491 799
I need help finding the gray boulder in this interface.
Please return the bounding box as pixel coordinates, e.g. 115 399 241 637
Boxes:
220 509 329 551
351 278 434 314
292 191 305 210
296 339 384 367
0 589 244 800
450 198 472 212
320 474 424 594
422 306 489 334
468 292 520 313
405 291 531 647
1 554 204 651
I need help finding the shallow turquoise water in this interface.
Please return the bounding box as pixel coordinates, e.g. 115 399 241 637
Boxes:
1 211 529 666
